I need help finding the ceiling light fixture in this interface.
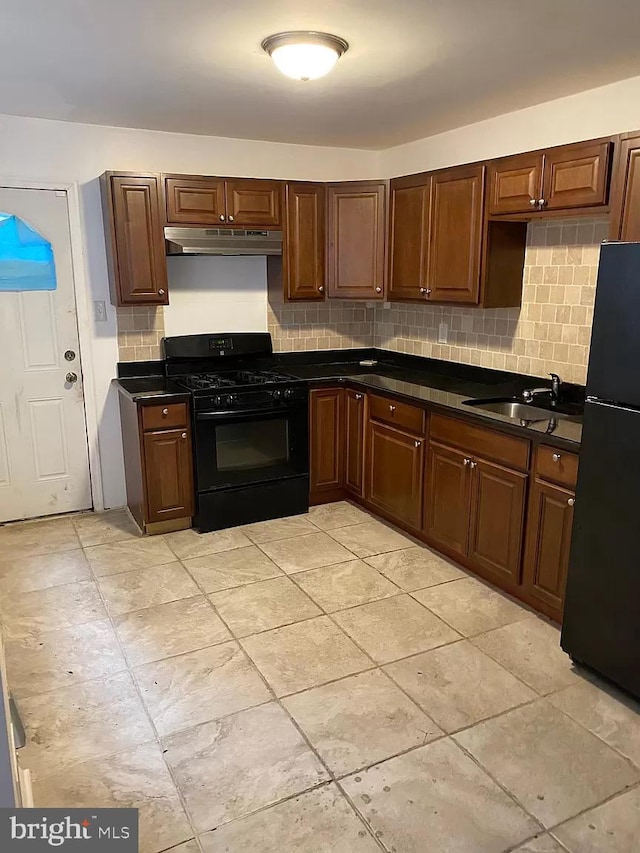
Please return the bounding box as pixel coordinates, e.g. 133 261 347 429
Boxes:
261 31 349 81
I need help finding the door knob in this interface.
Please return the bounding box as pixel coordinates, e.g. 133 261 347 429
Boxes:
64 350 76 362
65 372 78 383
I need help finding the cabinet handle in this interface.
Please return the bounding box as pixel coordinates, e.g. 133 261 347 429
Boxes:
355 393 363 400
162 408 169 416
158 289 165 296
389 405 396 413
219 214 225 222
181 432 187 439
470 461 477 469
375 287 382 293
538 198 547 207
529 198 538 207
552 453 561 462
419 287 428 294
567 497 575 507
414 440 421 448
463 458 470 466
228 215 235 223
318 285 324 293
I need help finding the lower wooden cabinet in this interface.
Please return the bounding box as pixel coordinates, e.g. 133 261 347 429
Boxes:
119 394 194 534
468 458 527 585
365 420 424 530
423 442 471 555
309 388 344 501
344 388 365 496
522 479 575 622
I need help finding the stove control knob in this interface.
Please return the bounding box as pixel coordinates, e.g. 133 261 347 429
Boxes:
272 389 282 400
283 388 294 400
213 395 223 407
225 394 237 407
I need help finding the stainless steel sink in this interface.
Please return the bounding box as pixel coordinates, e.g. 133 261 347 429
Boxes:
462 397 576 421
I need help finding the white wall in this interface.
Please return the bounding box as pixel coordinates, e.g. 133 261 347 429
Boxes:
381 75 640 176
0 114 380 508
164 256 268 338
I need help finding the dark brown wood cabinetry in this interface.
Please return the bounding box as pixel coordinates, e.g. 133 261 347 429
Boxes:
118 395 194 534
428 164 485 303
280 183 326 302
327 182 386 299
488 140 612 215
365 420 424 531
388 175 431 301
309 387 343 501
344 388 365 496
164 175 282 227
101 173 168 306
423 441 471 555
610 131 640 241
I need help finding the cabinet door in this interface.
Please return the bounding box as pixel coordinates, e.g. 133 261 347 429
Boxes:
427 164 485 304
345 389 365 496
366 421 423 530
104 175 168 306
423 441 471 556
143 428 194 522
388 178 431 302
468 458 527 585
610 133 640 241
327 183 386 299
283 183 325 301
523 479 574 620
487 153 544 215
309 388 343 497
165 176 226 225
542 140 612 210
225 179 282 227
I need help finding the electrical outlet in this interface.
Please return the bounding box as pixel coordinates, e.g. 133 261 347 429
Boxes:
94 300 107 323
438 322 448 344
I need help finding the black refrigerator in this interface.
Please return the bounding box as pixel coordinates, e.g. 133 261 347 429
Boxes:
561 242 640 699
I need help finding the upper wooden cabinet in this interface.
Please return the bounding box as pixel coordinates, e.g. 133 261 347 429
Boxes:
428 164 485 304
100 172 168 307
388 175 431 301
327 182 386 300
281 182 326 302
610 131 640 241
488 140 613 215
164 175 282 228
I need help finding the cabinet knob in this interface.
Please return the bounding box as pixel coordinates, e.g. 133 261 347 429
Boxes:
228 215 235 223
538 198 547 207
567 497 575 507
158 289 165 296
529 198 538 207
181 432 187 439
463 458 470 466
375 287 382 293
318 285 324 293
414 440 421 448
552 453 561 462
219 214 225 222
355 393 363 400
389 405 396 413
162 408 169 416
470 461 477 469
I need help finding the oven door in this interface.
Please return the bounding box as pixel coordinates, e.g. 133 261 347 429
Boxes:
194 404 309 493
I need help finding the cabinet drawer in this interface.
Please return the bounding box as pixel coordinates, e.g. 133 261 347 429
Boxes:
430 413 529 471
369 394 425 435
141 403 188 431
535 444 578 488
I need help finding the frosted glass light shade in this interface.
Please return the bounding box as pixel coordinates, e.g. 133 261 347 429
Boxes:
262 32 348 81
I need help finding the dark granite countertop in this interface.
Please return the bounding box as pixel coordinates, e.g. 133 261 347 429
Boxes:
115 349 582 448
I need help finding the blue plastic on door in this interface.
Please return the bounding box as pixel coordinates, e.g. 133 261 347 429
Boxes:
0 212 56 291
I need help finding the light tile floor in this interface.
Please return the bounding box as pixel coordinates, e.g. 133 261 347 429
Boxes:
1 501 639 852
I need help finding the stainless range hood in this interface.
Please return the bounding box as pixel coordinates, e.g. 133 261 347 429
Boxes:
165 227 282 256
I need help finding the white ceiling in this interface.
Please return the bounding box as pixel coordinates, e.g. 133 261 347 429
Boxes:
2 0 640 149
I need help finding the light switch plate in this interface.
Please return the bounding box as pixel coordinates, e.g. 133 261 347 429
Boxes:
438 322 448 344
94 300 107 323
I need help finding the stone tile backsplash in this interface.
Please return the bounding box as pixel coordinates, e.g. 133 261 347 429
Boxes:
116 217 607 384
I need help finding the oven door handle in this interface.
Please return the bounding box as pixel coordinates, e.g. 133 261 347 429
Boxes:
195 406 301 421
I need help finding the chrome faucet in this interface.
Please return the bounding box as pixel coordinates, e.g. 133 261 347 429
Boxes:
522 373 562 405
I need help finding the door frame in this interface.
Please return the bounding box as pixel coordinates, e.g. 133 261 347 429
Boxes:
0 177 104 512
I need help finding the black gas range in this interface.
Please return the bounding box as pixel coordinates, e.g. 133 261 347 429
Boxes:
163 333 309 532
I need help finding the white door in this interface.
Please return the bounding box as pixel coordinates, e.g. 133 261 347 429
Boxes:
0 187 91 522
